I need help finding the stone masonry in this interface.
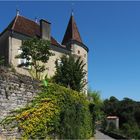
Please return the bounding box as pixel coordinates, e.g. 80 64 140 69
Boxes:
0 67 40 139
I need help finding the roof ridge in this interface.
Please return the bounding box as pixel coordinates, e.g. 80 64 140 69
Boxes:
0 14 65 49
11 15 18 30
71 15 74 39
73 16 82 42
51 36 62 46
18 15 40 25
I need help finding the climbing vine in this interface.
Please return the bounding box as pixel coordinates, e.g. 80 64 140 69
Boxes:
1 83 93 139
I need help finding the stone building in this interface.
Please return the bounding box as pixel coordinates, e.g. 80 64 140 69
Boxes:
0 12 89 93
106 116 119 130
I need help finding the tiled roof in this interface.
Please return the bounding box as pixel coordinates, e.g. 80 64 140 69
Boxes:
7 15 62 47
62 15 82 45
11 16 40 37
51 36 62 47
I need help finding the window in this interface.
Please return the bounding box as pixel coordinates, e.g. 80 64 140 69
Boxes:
78 50 80 54
18 49 31 69
57 59 62 66
18 49 26 65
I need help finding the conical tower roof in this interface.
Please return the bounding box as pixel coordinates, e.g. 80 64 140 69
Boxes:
62 14 82 45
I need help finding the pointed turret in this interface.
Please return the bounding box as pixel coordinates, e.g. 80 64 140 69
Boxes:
62 14 88 52
62 14 82 45
62 14 89 94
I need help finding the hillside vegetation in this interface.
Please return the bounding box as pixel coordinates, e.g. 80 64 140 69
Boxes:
103 96 140 139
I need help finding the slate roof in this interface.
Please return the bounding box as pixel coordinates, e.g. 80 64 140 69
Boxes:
2 15 62 48
62 14 82 45
0 14 88 51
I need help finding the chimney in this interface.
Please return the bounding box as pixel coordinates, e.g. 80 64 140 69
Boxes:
40 19 51 40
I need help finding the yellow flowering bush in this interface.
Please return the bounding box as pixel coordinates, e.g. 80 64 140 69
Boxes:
1 83 93 139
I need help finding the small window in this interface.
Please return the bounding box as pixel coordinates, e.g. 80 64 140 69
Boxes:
18 49 26 65
78 50 80 54
18 49 31 69
57 59 62 66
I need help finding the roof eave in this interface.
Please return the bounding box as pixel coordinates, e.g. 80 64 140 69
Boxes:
63 39 89 52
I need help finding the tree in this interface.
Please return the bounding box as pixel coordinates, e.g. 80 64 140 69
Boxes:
88 90 104 132
16 38 53 80
103 96 119 116
53 55 87 92
102 96 140 139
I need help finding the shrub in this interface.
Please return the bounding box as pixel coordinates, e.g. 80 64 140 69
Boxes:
122 122 140 139
53 55 86 92
1 83 93 139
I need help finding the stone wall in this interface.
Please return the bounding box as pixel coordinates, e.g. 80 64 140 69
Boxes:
0 67 40 139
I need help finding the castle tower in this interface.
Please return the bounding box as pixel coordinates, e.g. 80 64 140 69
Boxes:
62 14 89 94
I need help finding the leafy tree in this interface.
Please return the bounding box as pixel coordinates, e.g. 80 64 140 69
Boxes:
103 96 119 116
88 90 104 132
53 55 87 92
122 122 140 139
102 96 140 139
134 107 140 126
118 98 136 126
88 90 103 121
16 38 53 80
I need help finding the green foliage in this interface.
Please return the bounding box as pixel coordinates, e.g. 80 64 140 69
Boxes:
122 122 140 139
15 37 53 80
88 90 104 124
103 96 140 139
1 83 93 139
53 55 87 92
88 90 104 132
0 55 4 65
103 96 119 116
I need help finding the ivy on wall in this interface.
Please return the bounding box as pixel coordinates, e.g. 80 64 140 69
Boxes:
1 83 94 139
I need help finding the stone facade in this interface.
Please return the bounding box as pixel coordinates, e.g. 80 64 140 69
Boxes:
0 67 40 122
0 67 40 139
106 116 119 130
9 35 70 78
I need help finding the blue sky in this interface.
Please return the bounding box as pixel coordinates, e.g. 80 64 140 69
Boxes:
0 1 140 101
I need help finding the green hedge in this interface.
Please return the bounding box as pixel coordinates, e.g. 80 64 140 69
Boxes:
1 83 93 139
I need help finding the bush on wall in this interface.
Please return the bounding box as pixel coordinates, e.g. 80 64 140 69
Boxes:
1 83 93 139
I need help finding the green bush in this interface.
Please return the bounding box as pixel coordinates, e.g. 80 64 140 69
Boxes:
1 83 93 139
122 122 140 139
